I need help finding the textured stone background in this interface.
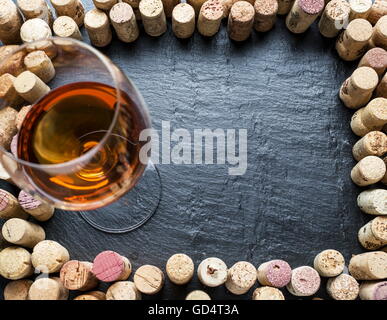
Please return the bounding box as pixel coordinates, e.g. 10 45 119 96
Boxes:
0 0 372 300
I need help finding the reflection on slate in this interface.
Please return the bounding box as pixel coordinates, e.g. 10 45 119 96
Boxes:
0 1 370 300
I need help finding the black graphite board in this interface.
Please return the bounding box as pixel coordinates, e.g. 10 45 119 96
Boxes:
0 0 373 300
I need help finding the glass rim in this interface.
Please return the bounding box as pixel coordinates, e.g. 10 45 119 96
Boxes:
0 37 127 170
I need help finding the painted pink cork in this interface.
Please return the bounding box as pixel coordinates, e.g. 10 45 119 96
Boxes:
92 250 125 282
265 260 292 287
299 0 324 15
291 266 321 295
18 190 41 210
0 190 9 211
374 282 387 300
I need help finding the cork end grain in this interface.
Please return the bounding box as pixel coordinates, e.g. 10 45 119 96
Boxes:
352 67 379 91
357 156 386 180
299 0 324 15
17 0 44 12
347 18 373 42
288 266 321 296
53 16 79 37
263 260 292 287
362 48 387 69
139 0 164 18
327 274 359 300
376 15 387 37
0 190 9 211
134 265 164 295
186 290 211 300
4 279 33 300
349 0 372 13
14 71 39 94
230 1 254 22
0 246 33 280
373 282 387 299
173 3 195 23
202 0 224 20
85 8 109 29
166 253 194 284
254 0 278 16
371 216 387 241
18 190 42 210
326 0 351 20
110 2 135 23
252 286 285 300
20 18 52 42
92 250 125 282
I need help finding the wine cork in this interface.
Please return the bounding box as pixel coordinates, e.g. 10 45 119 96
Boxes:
53 16 83 40
277 0 295 15
285 0 324 34
60 260 98 291
358 216 387 250
370 15 387 50
14 71 50 103
361 98 387 129
227 1 255 41
24 51 55 84
16 105 31 130
0 0 23 45
339 67 379 109
0 106 18 150
2 218 45 248
106 281 142 300
0 189 28 220
134 265 165 295
357 189 387 215
166 253 194 285
286 266 321 296
352 131 387 161
351 156 386 186
109 2 139 43
253 0 278 33
92 251 132 282
31 240 70 273
17 0 54 26
349 251 387 280
336 18 373 61
29 277 69 300
359 281 387 300
10 134 17 157
367 0 387 25
18 190 55 222
161 0 180 18
376 73 387 98
313 249 345 277
252 286 285 300
0 161 12 182
382 156 387 184
0 73 24 107
93 0 118 11
20 18 52 43
172 3 195 39
348 0 372 21
84 8 112 47
225 261 256 295
4 279 33 300
0 246 33 280
256 259 292 287
122 0 141 20
318 0 351 38
197 257 228 287
358 48 387 77
351 109 378 137
0 45 26 77
50 0 85 27
186 290 211 300
74 291 106 300
198 0 224 37
139 0 167 37
327 274 359 300
188 0 207 16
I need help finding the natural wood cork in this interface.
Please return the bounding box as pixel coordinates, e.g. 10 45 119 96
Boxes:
256 259 292 287
106 281 142 300
198 0 224 37
225 261 256 295
252 286 285 300
362 98 387 129
161 0 180 18
339 66 378 109
358 48 387 77
0 107 18 150
24 51 55 84
352 131 387 161
109 2 139 43
74 291 106 300
286 266 321 296
370 15 387 50
351 109 377 137
0 246 33 280
186 290 211 300
313 249 345 277
318 0 351 38
14 71 50 104
172 3 196 39
0 45 26 77
358 216 387 250
253 0 278 33
16 105 31 130
0 189 28 220
53 16 83 40
382 156 387 185
4 279 33 300
84 8 112 47
93 0 118 11
17 0 54 26
348 0 372 21
349 251 387 280
18 190 55 222
367 0 387 25
50 0 85 27
227 1 255 41
29 277 69 300
188 0 207 16
122 0 141 20
166 253 194 285
139 0 167 37
31 240 70 273
92 250 132 282
286 0 324 34
60 260 98 291
197 257 228 287
375 72 387 98
133 265 165 295
351 155 386 186
2 218 45 248
358 189 387 215
336 18 373 61
359 281 387 300
0 73 24 107
0 0 23 44
277 0 295 15
327 274 359 300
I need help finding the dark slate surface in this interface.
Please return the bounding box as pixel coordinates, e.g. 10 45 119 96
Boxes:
0 0 371 300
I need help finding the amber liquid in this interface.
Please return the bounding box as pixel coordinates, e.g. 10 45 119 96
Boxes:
18 82 146 209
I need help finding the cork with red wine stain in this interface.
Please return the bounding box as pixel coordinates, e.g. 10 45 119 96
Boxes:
359 281 387 300
286 0 324 33
92 250 132 282
18 190 55 221
257 259 292 288
286 266 321 296
359 48 387 77
0 189 28 220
